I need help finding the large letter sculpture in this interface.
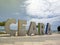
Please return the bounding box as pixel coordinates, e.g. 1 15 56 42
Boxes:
18 20 27 36
45 23 52 35
5 19 16 36
27 22 38 36
37 23 44 35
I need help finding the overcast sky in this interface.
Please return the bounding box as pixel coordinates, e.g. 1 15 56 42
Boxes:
0 0 60 31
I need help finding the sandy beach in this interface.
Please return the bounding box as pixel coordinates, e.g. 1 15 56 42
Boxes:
0 33 60 45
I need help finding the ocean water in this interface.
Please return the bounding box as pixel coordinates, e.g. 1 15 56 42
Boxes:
0 29 5 32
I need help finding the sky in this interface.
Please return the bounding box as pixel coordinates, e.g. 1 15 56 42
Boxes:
0 0 60 31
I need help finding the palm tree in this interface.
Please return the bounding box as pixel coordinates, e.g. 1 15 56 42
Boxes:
0 21 6 26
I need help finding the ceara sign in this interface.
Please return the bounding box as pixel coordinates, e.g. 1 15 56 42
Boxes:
5 19 52 36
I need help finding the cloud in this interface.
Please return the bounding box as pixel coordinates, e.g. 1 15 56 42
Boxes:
25 0 60 18
47 0 59 3
28 16 60 24
13 12 20 15
52 21 60 30
26 16 60 30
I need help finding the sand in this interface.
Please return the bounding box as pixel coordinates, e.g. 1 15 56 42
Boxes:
0 33 60 45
